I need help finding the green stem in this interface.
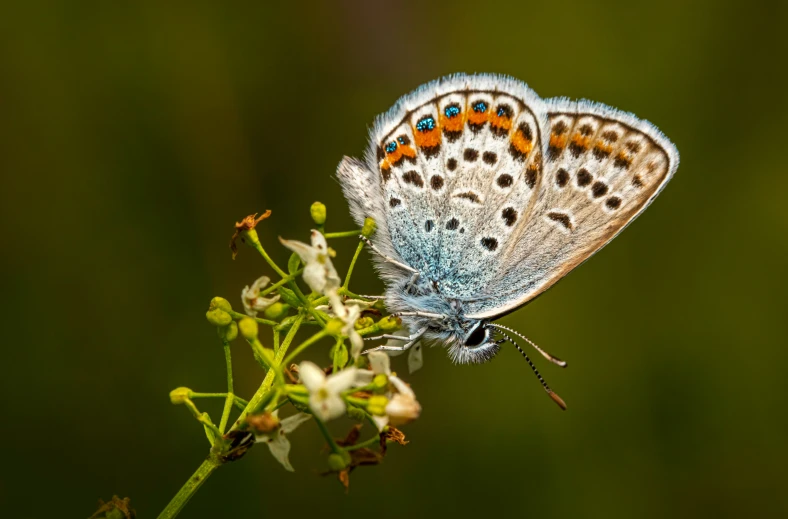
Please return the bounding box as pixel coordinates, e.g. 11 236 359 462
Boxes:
313 415 342 454
156 455 223 519
219 340 234 433
226 309 278 327
282 329 329 366
342 240 365 290
345 434 381 451
251 241 288 279
260 269 303 296
324 229 361 239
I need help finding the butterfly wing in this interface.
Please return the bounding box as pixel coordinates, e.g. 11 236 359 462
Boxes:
338 74 549 296
465 97 679 318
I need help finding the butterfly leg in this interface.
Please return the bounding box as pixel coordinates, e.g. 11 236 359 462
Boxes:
359 235 420 276
362 327 427 354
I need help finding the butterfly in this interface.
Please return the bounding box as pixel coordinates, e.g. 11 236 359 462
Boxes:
336 73 678 408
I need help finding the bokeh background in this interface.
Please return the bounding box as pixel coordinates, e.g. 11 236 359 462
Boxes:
2 1 787 517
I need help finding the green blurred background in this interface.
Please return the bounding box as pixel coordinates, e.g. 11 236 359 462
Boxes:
2 1 787 517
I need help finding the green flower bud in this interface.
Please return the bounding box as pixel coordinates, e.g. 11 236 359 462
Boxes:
372 373 388 389
278 286 302 308
310 201 327 225
367 395 389 416
217 321 238 342
377 315 402 332
355 316 374 330
238 317 258 340
263 302 290 321
327 451 351 471
361 217 376 238
347 406 366 421
324 318 344 335
209 296 232 312
169 387 192 405
206 308 232 327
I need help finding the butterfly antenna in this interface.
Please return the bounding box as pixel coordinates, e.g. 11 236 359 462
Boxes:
487 323 567 367
490 327 567 411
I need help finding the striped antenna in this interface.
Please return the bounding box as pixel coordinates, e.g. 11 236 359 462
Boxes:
487 323 567 367
489 326 567 411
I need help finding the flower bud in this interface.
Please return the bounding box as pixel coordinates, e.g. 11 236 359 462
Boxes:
377 315 402 332
263 302 290 321
347 406 366 421
246 411 280 434
169 387 192 404
206 308 233 327
217 321 238 342
238 317 258 340
355 316 374 330
327 452 350 471
324 318 344 336
209 296 233 312
310 201 327 226
372 373 388 389
367 395 389 416
361 217 376 238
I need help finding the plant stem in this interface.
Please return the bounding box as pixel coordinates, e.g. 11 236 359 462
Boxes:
219 340 234 433
342 240 365 290
282 329 329 366
158 314 305 519
156 455 224 519
324 229 361 239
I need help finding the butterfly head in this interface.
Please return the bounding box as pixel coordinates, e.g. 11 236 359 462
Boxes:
420 316 501 365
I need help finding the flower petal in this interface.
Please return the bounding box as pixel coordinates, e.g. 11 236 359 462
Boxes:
349 331 364 360
266 432 295 472
367 351 391 375
309 393 347 422
389 375 416 399
325 367 358 393
299 361 326 391
372 415 389 432
279 237 317 263
280 412 312 434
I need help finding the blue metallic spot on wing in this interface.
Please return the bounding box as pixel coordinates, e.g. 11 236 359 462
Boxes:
385 141 397 153
416 116 436 132
444 105 460 118
473 101 487 113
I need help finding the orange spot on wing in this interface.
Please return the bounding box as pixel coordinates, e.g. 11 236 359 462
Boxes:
467 109 489 126
595 141 613 154
440 112 464 132
489 113 512 133
511 127 533 155
550 133 567 149
571 133 591 150
399 145 416 159
413 127 441 148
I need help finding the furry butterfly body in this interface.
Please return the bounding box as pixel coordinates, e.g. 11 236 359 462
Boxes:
338 73 678 367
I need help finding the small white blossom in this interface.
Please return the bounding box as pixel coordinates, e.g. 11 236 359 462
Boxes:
357 351 421 430
241 276 281 316
299 361 357 422
279 230 340 295
385 376 421 426
254 411 311 472
327 290 364 359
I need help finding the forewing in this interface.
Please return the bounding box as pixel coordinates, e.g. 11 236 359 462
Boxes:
465 98 679 318
357 74 548 295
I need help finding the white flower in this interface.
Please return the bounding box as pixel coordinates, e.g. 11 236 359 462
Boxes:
241 276 281 316
299 361 357 422
327 290 364 359
279 230 340 295
254 411 311 472
357 351 421 430
385 376 421 426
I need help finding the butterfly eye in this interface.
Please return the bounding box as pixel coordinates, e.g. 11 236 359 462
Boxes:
464 322 489 347
444 104 460 118
385 141 397 153
472 101 487 113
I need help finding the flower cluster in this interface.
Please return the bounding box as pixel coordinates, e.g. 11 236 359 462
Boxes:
166 202 421 506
